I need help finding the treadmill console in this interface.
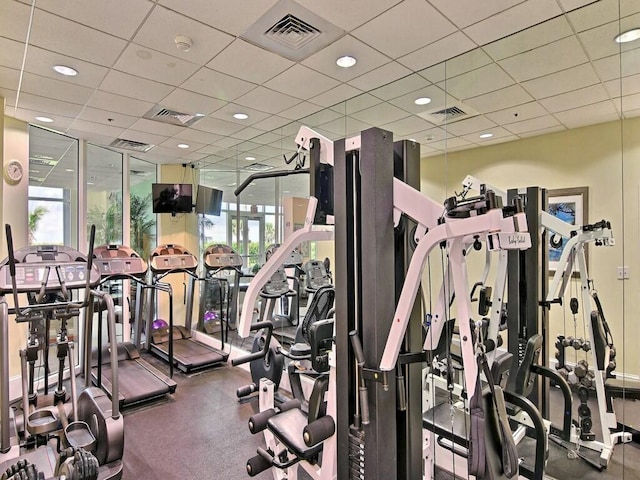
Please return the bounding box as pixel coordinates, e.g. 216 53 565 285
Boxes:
93 245 148 278
149 244 198 273
204 244 243 269
0 262 100 293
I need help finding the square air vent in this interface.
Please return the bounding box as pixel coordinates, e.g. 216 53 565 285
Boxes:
241 0 345 62
143 105 204 127
110 138 155 153
418 102 480 125
245 163 274 172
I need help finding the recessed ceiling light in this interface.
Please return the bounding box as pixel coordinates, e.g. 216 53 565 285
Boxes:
53 65 78 76
245 156 256 161
615 28 640 43
31 169 40 173
226 182 237 187
336 55 357 68
65 168 74 172
35 116 53 123
233 113 249 120
409 138 417 142
479 133 494 139
414 97 432 106
283 190 290 193
87 182 94 185
177 144 190 149
195 113 205 117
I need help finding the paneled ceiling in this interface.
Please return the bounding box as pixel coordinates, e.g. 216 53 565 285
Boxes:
2 0 639 206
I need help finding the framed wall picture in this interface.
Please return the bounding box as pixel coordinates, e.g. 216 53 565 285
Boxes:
548 186 589 276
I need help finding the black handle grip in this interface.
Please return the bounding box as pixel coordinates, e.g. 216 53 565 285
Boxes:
231 321 275 366
349 330 365 367
237 384 258 398
87 225 96 272
5 224 15 277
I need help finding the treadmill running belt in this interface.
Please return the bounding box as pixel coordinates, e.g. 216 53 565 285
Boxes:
93 361 172 405
157 338 226 369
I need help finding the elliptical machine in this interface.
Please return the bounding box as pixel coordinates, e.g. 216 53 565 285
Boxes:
0 225 124 479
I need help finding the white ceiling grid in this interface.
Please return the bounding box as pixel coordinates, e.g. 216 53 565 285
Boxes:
0 0 636 201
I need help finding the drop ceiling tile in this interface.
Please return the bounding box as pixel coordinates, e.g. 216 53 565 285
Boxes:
76 107 138 129
369 74 432 102
183 151 208 161
347 62 412 92
192 117 246 136
387 85 448 115
100 70 174 104
429 0 525 29
0 37 28 70
566 0 630 32
503 115 562 134
459 126 514 144
380 116 434 136
159 88 226 116
353 0 456 59
579 15 640 61
540 84 610 114
30 9 127 66
265 65 340 100
231 127 268 141
23 47 109 89
279 102 325 121
13 108 75 130
173 128 222 145
35 0 153 40
499 36 589 82
554 100 619 128
424 137 472 150
18 92 85 117
213 137 245 149
252 115 292 132
88 91 155 117
234 87 301 115
114 43 199 87
310 83 362 108
349 102 409 125
120 129 169 147
250 144 285 157
296 0 402 30
442 116 497 136
320 117 373 137
342 93 384 115
159 138 206 151
593 49 640 81
0 66 20 90
207 39 294 85
438 63 514 100
483 16 574 61
0 1 32 42
615 92 640 113
209 103 272 126
0 89 18 107
181 67 257 101
302 35 391 83
464 0 562 46
557 0 600 12
485 101 549 125
129 118 185 137
159 0 278 36
517 124 567 138
20 73 94 105
301 109 344 129
521 63 600 99
465 85 533 114
69 119 126 138
251 131 285 145
398 31 477 73
604 73 640 97
133 6 234 65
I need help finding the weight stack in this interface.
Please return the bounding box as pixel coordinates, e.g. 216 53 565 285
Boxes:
349 425 365 479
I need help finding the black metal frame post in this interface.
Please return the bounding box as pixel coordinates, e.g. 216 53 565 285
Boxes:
335 128 399 480
393 140 422 479
507 186 549 415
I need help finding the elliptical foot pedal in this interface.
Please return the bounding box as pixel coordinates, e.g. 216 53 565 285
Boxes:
64 421 97 452
26 408 58 436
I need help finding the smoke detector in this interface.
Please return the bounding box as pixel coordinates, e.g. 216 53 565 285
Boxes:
175 35 193 52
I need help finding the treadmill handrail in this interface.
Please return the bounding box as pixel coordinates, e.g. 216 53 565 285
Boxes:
153 267 199 283
234 168 310 197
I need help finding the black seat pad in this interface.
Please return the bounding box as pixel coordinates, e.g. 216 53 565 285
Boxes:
606 377 640 400
423 402 469 448
268 409 323 460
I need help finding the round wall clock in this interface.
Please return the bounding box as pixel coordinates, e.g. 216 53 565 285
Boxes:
4 160 24 185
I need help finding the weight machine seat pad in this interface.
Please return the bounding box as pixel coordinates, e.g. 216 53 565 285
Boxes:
289 343 311 357
423 402 469 448
605 377 640 400
267 408 323 460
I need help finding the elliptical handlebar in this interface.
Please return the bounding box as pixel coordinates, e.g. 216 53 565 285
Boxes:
231 321 275 367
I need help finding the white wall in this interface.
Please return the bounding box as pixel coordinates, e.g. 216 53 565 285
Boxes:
421 117 639 375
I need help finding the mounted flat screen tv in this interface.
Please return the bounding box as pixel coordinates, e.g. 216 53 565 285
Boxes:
195 185 223 216
152 183 193 214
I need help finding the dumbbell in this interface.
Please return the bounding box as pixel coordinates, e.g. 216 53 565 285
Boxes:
581 373 593 389
610 346 617 360
574 359 589 379
562 336 575 348
607 359 617 374
571 338 584 350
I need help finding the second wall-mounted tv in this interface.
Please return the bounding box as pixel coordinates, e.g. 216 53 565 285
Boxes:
152 183 193 214
195 185 223 216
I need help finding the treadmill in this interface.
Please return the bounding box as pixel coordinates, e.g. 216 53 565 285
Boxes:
145 244 229 373
86 245 177 406
198 244 244 340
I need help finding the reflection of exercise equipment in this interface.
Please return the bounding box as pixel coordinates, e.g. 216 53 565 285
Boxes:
144 244 228 373
86 245 176 406
197 244 243 341
0 226 124 479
